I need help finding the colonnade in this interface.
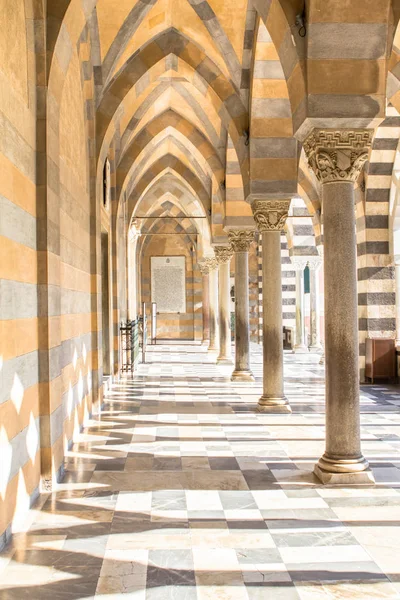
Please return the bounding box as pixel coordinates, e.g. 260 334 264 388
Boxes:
199 128 375 486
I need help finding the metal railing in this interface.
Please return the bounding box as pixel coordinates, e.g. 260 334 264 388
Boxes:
120 317 140 373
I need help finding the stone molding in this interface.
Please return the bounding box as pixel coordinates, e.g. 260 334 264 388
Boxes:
228 230 254 252
251 199 290 233
303 129 373 184
214 246 233 265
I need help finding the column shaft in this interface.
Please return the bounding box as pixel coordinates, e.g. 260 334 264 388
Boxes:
202 273 210 345
309 262 322 351
294 265 307 352
208 268 219 352
316 181 372 483
232 250 254 381
217 260 233 364
260 232 290 412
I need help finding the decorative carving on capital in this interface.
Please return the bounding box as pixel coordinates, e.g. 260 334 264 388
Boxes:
251 199 290 233
303 129 373 184
198 261 210 275
205 257 218 272
228 230 254 253
214 246 233 265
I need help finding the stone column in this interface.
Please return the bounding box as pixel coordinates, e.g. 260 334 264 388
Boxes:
207 258 219 353
308 256 323 352
199 261 211 346
228 230 255 382
292 258 308 353
214 246 234 365
250 198 291 413
303 128 374 484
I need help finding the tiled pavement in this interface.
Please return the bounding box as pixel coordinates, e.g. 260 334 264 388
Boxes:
1 344 400 599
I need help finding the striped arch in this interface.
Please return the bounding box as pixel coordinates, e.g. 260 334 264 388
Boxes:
225 135 254 229
249 19 298 198
252 0 305 132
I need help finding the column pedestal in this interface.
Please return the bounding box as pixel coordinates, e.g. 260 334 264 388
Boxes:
251 199 291 414
303 128 374 485
229 230 255 382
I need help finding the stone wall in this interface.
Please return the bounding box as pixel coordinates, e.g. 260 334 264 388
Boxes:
0 0 40 548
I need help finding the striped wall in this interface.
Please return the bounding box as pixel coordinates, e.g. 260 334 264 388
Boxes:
357 105 399 379
0 0 41 549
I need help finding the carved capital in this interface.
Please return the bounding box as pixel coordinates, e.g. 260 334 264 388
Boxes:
228 230 254 253
198 261 210 275
214 246 233 265
251 199 290 233
205 257 218 272
303 129 373 184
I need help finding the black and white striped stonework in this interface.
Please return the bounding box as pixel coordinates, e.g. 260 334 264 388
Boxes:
357 105 399 380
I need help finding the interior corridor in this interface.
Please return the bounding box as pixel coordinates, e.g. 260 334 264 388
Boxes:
1 346 400 600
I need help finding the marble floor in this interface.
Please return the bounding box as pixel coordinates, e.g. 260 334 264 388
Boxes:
1 344 400 599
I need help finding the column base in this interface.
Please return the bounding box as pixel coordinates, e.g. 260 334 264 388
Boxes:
217 357 234 366
314 454 375 485
231 370 255 382
202 339 210 347
293 345 308 354
257 395 292 414
319 353 325 365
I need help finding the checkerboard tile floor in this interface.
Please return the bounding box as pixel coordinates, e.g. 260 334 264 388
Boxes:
1 344 400 599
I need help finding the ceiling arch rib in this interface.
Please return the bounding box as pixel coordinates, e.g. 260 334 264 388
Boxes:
96 27 249 192
133 187 211 255
184 0 243 90
100 54 231 175
118 81 224 161
126 135 212 198
127 155 211 221
117 110 224 192
101 0 159 87
132 172 207 221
